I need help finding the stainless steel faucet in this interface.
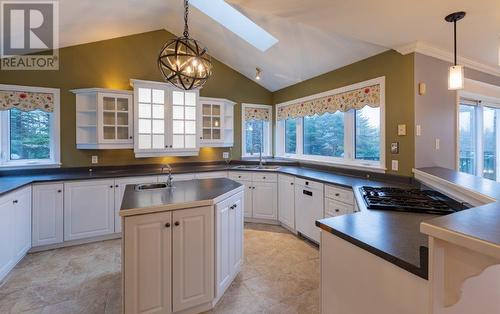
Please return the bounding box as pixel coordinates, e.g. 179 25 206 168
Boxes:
254 144 265 167
161 164 173 187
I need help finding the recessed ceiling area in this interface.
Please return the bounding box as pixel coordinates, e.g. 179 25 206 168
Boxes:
56 0 500 91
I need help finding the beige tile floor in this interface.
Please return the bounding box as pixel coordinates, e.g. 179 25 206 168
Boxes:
0 223 319 314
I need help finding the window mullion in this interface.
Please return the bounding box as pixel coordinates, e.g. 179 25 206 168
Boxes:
476 105 484 177
344 110 354 161
297 117 304 157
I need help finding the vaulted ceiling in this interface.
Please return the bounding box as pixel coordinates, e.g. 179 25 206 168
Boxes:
58 0 500 91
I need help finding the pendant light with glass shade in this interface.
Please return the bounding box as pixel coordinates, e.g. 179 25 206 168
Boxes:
158 0 213 90
445 11 466 90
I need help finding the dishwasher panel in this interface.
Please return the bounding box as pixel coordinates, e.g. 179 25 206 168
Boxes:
295 182 324 243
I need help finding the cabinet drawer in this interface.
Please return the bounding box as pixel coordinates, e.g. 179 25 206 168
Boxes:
295 177 323 190
252 172 277 182
325 198 354 218
325 185 354 205
228 172 253 181
278 174 295 184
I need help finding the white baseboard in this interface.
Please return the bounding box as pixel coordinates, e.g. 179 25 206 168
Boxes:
29 233 122 253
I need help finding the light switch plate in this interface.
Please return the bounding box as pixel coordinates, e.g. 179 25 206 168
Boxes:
222 152 229 159
416 125 421 136
391 160 399 171
397 124 407 136
91 155 98 164
435 138 440 150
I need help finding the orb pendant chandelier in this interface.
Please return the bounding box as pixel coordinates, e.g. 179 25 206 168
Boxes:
158 0 213 90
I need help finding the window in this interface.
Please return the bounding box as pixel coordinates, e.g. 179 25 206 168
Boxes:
241 104 272 157
458 104 477 174
284 119 296 154
276 78 385 171
0 85 60 168
458 97 500 182
303 112 344 157
355 106 381 161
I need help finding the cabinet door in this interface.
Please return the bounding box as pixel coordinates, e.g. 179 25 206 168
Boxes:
12 187 32 261
278 177 295 230
229 194 243 274
172 206 213 312
170 90 199 151
64 180 115 241
215 199 231 300
0 196 14 281
200 99 224 146
234 180 252 218
32 183 64 247
98 92 133 144
252 182 278 220
114 176 157 233
124 211 172 314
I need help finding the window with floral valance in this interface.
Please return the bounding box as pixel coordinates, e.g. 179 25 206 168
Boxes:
276 84 380 120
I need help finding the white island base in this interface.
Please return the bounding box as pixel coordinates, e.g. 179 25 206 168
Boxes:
120 181 244 314
320 231 428 314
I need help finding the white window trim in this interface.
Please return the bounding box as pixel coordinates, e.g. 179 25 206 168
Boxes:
241 103 272 158
275 77 386 172
457 79 500 179
0 84 61 169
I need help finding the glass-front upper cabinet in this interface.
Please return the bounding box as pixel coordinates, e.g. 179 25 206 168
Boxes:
131 79 200 157
98 93 133 144
199 97 235 147
72 88 133 149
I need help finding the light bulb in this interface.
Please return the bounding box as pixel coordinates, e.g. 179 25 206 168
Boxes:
214 120 219 127
192 58 198 66
198 64 204 73
448 65 464 90
256 75 260 80
186 66 192 74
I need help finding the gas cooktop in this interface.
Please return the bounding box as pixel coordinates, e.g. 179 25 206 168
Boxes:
359 186 468 215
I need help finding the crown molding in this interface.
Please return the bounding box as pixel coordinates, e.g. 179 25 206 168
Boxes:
396 41 500 78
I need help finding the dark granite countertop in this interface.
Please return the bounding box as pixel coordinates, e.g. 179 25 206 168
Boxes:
316 183 436 279
120 178 243 214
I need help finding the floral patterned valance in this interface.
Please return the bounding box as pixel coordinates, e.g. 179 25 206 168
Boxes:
277 84 380 120
244 106 271 121
0 91 55 112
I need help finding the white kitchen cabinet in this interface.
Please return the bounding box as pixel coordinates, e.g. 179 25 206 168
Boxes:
252 181 278 220
131 79 200 157
114 176 157 233
71 88 133 149
0 186 31 282
32 183 64 247
124 210 172 314
172 206 214 312
278 174 295 230
199 97 235 147
215 192 243 302
195 171 227 179
64 179 115 241
324 184 355 218
228 171 277 221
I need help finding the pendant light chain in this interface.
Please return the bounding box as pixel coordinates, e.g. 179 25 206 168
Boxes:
454 20 457 65
183 0 189 38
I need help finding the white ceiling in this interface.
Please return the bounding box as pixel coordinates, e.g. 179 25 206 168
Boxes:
57 0 500 91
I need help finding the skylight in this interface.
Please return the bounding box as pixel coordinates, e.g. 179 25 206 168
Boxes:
190 0 278 52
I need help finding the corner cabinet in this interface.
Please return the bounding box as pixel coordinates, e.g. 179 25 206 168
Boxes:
199 97 235 147
130 79 200 157
71 88 134 149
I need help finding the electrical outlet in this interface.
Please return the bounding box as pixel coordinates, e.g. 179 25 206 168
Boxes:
391 160 399 171
91 155 98 164
435 138 440 150
397 124 407 136
222 152 229 159
416 125 421 136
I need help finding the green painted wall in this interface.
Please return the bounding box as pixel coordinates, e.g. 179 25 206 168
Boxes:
0 30 272 167
273 50 415 176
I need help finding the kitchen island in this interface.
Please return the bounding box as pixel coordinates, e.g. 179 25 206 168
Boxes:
119 178 244 314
